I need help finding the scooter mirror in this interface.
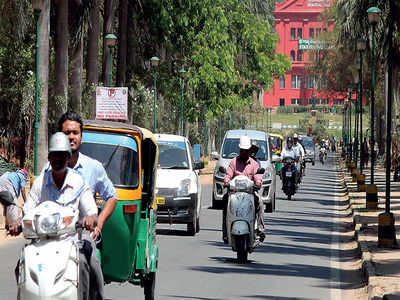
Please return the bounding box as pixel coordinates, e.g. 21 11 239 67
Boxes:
0 194 16 207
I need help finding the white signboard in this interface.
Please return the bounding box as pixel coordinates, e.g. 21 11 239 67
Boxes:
96 87 128 120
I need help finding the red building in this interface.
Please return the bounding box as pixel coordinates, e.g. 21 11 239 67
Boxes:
264 0 345 107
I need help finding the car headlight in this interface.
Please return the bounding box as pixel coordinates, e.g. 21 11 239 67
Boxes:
214 168 225 178
263 167 272 180
177 178 191 197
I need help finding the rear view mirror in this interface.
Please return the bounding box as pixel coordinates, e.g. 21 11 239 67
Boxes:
210 151 219 160
219 166 226 174
256 168 265 174
194 161 204 170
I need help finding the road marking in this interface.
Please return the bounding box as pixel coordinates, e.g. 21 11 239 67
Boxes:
330 159 342 300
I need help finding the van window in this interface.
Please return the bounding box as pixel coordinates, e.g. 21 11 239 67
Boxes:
222 138 268 161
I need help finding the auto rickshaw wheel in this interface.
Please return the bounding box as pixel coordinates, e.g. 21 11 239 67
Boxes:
187 208 197 236
144 272 156 300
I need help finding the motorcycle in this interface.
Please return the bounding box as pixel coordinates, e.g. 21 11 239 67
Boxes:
319 147 327 164
17 200 81 300
281 157 297 200
223 168 264 264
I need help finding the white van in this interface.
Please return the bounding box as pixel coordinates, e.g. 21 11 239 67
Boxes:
211 129 277 212
155 134 204 235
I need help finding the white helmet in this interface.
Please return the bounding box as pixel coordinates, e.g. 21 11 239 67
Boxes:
49 132 71 155
238 135 251 150
293 133 298 139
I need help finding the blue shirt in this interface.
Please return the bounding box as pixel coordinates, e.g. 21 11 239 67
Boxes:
42 152 117 201
7 172 26 198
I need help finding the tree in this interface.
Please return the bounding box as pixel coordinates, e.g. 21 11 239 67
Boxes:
37 0 50 170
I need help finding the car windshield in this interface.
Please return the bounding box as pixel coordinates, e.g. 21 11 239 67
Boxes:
222 138 268 161
158 141 189 169
80 142 139 188
302 137 314 150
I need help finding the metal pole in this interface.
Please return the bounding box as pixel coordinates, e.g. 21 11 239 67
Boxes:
359 50 363 174
34 10 40 176
153 70 157 132
354 94 358 167
349 101 352 161
109 47 113 87
385 2 394 214
180 78 184 135
218 116 222 151
370 24 376 184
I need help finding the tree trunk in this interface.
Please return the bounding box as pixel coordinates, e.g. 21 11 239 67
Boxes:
86 0 100 118
117 0 128 87
37 0 50 171
102 0 116 87
70 37 83 112
54 0 68 115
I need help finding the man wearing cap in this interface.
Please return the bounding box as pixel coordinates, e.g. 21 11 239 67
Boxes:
222 135 265 243
0 169 28 228
8 132 104 300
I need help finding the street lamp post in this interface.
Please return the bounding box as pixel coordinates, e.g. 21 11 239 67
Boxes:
32 0 43 176
367 6 381 185
357 38 366 174
179 67 186 136
347 86 353 161
151 56 160 132
105 33 117 87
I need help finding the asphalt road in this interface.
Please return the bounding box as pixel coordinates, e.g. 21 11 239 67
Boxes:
0 152 365 300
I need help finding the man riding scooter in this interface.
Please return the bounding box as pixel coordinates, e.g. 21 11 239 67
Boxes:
222 136 265 244
293 134 305 182
281 137 299 198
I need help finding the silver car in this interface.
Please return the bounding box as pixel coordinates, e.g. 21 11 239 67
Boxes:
211 129 277 212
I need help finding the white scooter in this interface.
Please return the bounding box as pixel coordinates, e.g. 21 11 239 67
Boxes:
225 172 263 264
17 200 81 300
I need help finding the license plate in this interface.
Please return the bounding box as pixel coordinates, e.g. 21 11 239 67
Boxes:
156 197 166 205
286 171 292 177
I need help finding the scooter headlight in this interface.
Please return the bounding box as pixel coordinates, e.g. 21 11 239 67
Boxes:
35 213 61 235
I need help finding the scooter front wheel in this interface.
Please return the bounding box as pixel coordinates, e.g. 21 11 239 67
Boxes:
236 236 248 264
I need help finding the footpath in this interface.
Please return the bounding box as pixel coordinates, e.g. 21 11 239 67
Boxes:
338 155 400 300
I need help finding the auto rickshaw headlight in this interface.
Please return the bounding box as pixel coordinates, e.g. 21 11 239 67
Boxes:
177 178 191 196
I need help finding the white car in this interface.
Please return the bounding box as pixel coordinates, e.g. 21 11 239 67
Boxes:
155 134 204 236
211 129 277 212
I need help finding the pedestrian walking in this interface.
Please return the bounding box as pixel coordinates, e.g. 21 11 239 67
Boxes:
392 138 400 182
361 137 369 168
0 169 28 227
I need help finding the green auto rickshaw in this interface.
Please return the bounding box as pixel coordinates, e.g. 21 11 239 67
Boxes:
269 133 283 175
80 120 159 300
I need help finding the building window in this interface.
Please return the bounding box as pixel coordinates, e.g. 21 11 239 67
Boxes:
305 75 317 89
280 75 285 89
290 50 295 61
323 28 327 33
297 50 303 61
333 99 338 105
316 28 321 37
297 28 303 39
290 28 296 40
309 28 314 39
291 98 296 105
291 75 302 89
280 98 285 106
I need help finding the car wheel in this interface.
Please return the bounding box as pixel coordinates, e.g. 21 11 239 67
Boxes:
265 201 273 213
212 194 221 209
187 208 197 236
196 215 200 233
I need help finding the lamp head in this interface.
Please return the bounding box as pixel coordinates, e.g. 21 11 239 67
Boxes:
32 0 44 11
367 7 381 26
179 68 186 78
105 33 117 48
151 56 160 67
